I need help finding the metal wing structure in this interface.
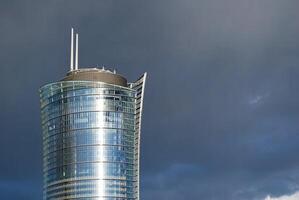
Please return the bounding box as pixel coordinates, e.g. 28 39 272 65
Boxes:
130 72 147 200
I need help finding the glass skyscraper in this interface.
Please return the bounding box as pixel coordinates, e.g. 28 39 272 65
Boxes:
40 68 146 200
39 28 147 200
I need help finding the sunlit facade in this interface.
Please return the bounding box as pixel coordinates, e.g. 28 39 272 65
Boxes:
40 68 146 200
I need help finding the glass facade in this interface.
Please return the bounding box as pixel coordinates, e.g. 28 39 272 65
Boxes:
40 77 146 200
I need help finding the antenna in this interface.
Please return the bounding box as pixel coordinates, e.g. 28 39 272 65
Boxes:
70 28 74 71
75 33 79 70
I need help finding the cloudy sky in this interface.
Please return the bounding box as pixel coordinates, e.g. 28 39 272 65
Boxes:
1 0 299 199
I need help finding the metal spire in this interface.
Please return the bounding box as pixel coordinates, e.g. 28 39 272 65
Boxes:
75 33 79 70
70 28 74 71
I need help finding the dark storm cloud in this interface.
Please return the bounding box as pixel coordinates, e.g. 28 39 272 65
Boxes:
1 0 299 199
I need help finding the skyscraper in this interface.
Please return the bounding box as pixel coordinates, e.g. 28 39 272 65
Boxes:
39 29 147 200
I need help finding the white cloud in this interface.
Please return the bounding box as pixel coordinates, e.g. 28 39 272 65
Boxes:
249 95 264 105
248 92 270 105
264 191 299 200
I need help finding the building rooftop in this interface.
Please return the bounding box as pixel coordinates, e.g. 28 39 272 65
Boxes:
62 67 128 87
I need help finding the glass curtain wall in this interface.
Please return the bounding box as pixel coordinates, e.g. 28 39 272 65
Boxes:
40 81 136 200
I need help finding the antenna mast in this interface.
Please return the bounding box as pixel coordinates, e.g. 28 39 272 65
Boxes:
70 28 74 71
75 33 79 70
